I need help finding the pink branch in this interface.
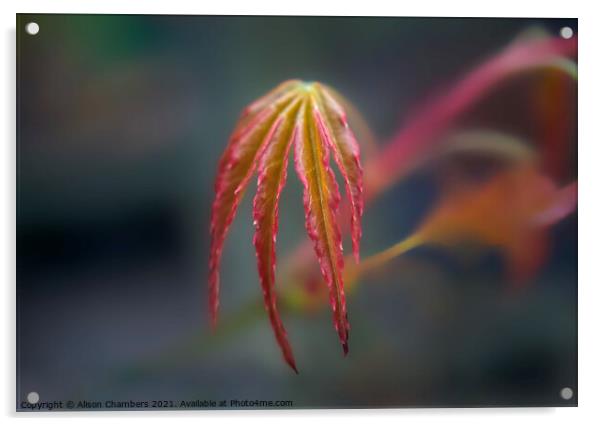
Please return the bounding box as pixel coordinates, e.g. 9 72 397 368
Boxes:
364 36 577 200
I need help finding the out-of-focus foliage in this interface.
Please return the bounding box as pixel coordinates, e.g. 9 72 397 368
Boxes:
346 166 576 287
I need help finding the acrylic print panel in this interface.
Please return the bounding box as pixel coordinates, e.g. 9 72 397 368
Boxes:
16 14 577 411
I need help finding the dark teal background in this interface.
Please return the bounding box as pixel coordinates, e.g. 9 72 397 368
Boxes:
17 15 577 409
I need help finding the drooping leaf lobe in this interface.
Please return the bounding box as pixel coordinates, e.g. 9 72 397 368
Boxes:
252 99 304 373
293 98 349 353
313 85 364 263
209 88 298 327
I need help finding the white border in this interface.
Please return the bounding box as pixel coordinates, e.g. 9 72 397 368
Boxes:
3 1 601 425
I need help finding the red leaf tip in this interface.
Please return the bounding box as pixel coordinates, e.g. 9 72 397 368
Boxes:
288 359 300 374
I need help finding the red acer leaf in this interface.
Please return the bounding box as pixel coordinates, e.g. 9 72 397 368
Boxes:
209 80 364 371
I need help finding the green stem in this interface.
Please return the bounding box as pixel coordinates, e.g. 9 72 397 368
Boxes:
351 234 424 280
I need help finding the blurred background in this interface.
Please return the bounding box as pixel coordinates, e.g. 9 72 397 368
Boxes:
17 15 577 409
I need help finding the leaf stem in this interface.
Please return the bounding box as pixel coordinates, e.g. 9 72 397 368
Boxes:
353 234 424 279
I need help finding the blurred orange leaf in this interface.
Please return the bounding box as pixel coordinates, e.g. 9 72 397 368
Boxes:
414 166 577 282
